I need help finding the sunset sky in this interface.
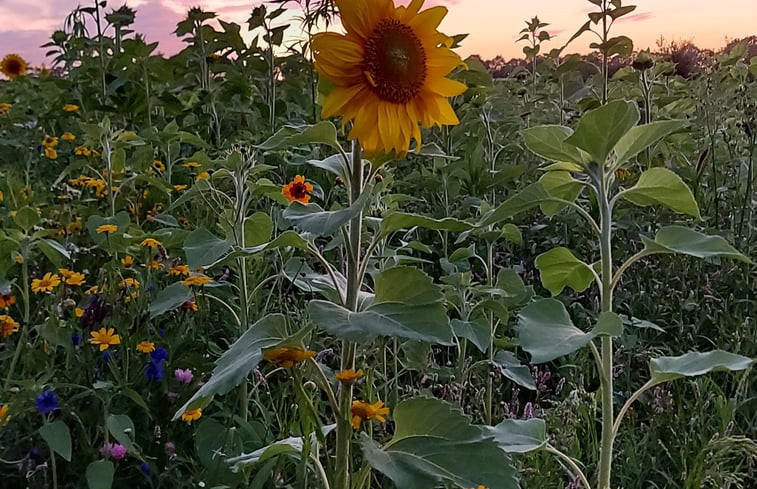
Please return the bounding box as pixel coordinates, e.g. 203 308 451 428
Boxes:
0 0 755 66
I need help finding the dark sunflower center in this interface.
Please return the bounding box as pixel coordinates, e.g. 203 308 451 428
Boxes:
5 59 22 75
290 182 309 199
363 19 427 104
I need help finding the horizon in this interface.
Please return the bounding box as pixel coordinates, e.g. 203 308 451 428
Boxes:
0 0 755 67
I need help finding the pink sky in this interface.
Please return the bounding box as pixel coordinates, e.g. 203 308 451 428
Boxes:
1 0 755 66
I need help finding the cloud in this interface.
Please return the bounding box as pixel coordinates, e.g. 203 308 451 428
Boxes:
617 12 654 23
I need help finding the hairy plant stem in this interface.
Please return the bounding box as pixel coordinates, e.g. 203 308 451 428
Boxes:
4 247 30 390
334 141 363 489
597 170 615 489
235 166 251 421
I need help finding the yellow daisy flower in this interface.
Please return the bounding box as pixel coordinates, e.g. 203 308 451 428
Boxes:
31 273 61 294
181 408 202 423
96 224 118 234
350 399 390 429
89 327 121 351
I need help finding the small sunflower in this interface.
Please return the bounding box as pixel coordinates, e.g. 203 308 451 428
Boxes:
44 147 58 160
0 102 11 117
0 293 16 309
182 274 213 287
168 264 190 276
0 315 20 338
282 175 313 204
89 327 121 351
263 346 316 368
42 135 59 148
140 238 162 247
312 0 466 157
63 104 80 112
61 132 76 142
121 255 134 268
336 368 364 384
31 273 61 294
181 408 202 423
136 341 155 353
1 54 27 79
64 272 86 286
96 224 118 234
350 399 390 429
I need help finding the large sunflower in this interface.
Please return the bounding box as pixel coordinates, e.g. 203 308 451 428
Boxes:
0 54 27 79
312 0 466 157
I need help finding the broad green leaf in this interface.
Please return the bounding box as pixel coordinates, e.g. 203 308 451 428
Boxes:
374 267 443 304
239 231 309 256
36 239 70 268
283 257 345 303
379 212 473 237
452 319 490 353
641 226 750 262
86 460 114 489
256 121 341 151
521 125 590 166
174 314 288 418
565 100 640 164
85 212 130 246
539 171 583 216
361 397 518 489
13 206 40 232
622 168 701 218
486 418 547 453
194 419 243 483
183 227 233 269
283 189 370 237
650 351 753 383
595 311 623 337
517 298 592 363
244 212 273 247
307 154 349 181
493 351 536 390
480 182 552 226
107 414 137 454
227 425 337 472
500 223 522 245
149 282 192 318
621 315 665 332
308 300 452 345
535 247 595 296
40 420 72 461
494 268 533 307
613 120 688 165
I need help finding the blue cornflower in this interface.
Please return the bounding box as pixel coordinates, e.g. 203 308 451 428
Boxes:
102 350 112 363
150 347 168 363
71 333 82 346
145 360 164 381
139 461 152 476
35 390 59 414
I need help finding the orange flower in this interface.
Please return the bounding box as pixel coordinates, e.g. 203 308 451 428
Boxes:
44 147 58 160
74 307 84 318
181 299 198 312
0 54 27 79
0 294 16 309
182 274 213 287
119 278 140 289
173 184 188 192
63 104 80 112
89 327 121 351
0 315 20 338
64 272 86 286
136 341 155 353
31 273 61 294
282 175 313 204
168 264 190 276
263 346 316 368
335 368 364 384
195 171 210 182
181 408 202 422
140 238 162 247
147 260 164 271
350 400 390 429
61 132 76 142
121 255 134 268
96 224 117 234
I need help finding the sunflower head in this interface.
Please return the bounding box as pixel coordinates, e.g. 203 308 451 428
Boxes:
282 175 314 204
1 54 27 79
312 0 466 158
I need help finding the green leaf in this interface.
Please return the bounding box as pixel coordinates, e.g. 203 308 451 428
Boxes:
13 206 40 232
480 182 552 226
613 120 688 165
452 319 490 353
256 122 341 151
380 212 473 237
521 125 589 166
493 351 536 390
622 168 701 218
183 227 233 269
595 311 623 337
539 171 584 216
283 257 345 303
361 397 518 489
621 315 665 333
649 351 753 383
227 425 337 472
283 189 370 237
486 418 547 453
565 100 640 164
239 231 309 256
517 298 592 363
244 212 273 247
86 460 114 489
308 267 451 344
85 212 131 246
40 420 72 461
307 154 349 181
174 314 288 418
641 226 750 262
535 247 595 296
149 282 192 318
107 414 137 454
500 223 522 245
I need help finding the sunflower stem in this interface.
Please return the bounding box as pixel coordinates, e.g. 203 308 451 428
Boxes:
334 141 363 489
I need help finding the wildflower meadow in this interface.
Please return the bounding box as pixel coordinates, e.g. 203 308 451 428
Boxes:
0 0 755 488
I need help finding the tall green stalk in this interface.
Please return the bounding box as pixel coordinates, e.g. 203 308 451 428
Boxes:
597 170 615 489
334 141 363 489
